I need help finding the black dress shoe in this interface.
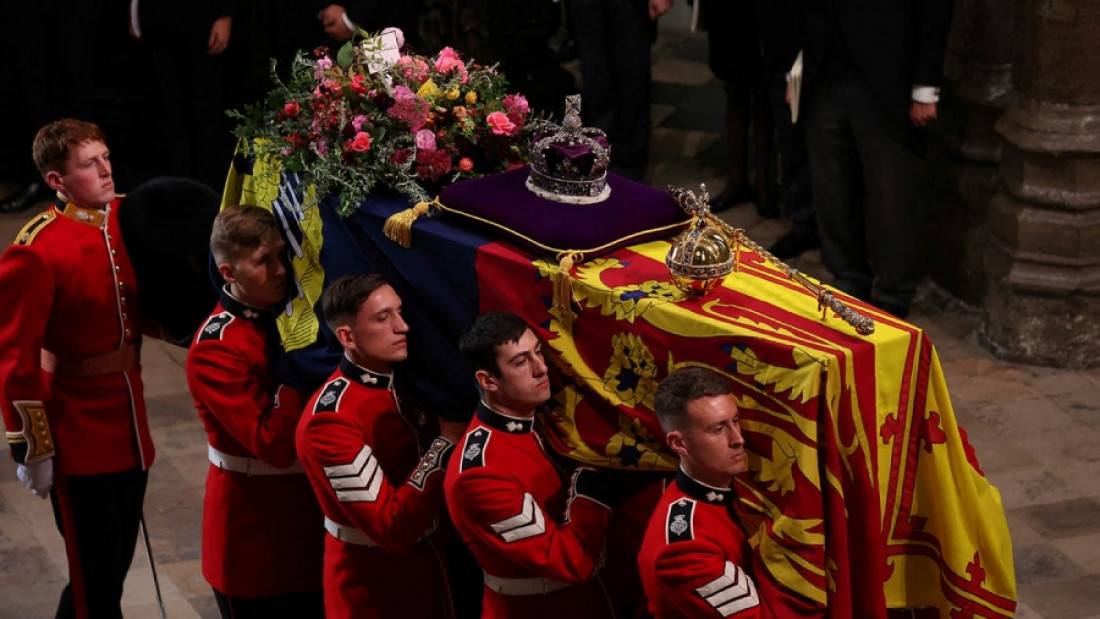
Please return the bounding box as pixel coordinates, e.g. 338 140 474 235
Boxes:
0 181 53 214
768 230 821 260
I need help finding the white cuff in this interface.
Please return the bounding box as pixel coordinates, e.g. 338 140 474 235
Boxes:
912 86 940 104
341 11 356 34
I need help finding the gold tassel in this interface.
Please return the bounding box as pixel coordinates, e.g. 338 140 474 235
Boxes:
383 200 434 248
553 252 580 333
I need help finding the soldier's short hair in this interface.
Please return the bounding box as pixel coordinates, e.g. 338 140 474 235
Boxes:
210 205 282 265
322 273 391 332
32 119 107 176
654 367 732 434
459 311 531 377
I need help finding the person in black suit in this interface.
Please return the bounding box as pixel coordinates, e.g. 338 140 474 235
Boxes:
799 0 953 318
565 0 674 182
757 0 819 259
136 0 235 191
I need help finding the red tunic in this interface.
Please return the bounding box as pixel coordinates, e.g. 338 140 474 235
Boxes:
0 199 154 475
638 470 762 618
297 357 455 619
443 402 615 619
185 288 324 598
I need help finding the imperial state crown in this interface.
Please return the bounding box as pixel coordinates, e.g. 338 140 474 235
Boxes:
526 95 612 204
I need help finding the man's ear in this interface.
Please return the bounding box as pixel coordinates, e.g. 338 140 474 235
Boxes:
666 429 688 459
334 324 354 350
475 369 497 393
45 170 65 196
217 262 236 284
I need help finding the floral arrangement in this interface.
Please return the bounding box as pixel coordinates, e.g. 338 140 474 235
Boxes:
231 30 535 215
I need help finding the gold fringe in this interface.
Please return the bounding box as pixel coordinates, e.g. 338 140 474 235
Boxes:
553 252 580 333
383 200 436 248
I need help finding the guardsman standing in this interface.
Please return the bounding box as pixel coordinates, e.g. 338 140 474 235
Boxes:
0 119 155 618
186 205 325 617
297 273 462 618
638 367 761 618
445 311 618 618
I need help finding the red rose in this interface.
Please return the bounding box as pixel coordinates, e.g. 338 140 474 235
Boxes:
346 131 371 152
459 157 474 172
284 100 300 117
350 74 368 95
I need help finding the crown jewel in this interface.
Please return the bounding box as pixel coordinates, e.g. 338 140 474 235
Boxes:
526 95 612 204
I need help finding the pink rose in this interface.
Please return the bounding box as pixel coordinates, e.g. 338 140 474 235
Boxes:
434 47 465 74
346 131 371 152
351 114 368 133
415 129 437 151
396 55 430 82
486 111 518 136
314 56 332 80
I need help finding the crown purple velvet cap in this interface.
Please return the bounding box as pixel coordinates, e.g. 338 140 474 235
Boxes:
526 95 611 204
439 165 689 257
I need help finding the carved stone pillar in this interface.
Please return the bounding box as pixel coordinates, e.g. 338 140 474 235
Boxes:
927 0 1016 304
982 0 1100 368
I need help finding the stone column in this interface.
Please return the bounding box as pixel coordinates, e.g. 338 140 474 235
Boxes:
927 0 1016 304
982 0 1100 368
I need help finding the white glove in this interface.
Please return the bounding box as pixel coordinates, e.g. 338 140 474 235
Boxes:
16 458 54 499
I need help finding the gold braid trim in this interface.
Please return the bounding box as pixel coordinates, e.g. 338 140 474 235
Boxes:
7 400 55 463
553 252 581 333
381 197 690 333
383 200 438 248
384 197 691 258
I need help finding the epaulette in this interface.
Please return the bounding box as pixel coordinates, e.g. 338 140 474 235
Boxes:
196 312 234 342
459 427 491 472
666 498 696 544
13 211 56 246
313 378 350 414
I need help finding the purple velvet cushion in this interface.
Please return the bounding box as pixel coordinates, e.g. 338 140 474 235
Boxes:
439 166 690 257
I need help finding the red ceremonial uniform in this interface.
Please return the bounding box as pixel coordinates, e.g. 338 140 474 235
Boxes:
297 356 456 618
186 287 324 598
0 199 153 474
639 470 761 618
444 402 615 619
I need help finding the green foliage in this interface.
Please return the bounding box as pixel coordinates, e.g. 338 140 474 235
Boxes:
231 33 536 216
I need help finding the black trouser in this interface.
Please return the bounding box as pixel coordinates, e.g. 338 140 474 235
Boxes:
803 74 921 308
769 73 816 237
213 588 325 619
142 22 233 192
50 468 149 619
565 0 653 181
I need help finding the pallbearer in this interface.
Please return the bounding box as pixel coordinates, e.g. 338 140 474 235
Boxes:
186 205 325 617
297 273 462 618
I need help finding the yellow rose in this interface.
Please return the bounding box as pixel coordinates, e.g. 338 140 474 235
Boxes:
445 89 460 101
465 91 478 105
417 79 439 99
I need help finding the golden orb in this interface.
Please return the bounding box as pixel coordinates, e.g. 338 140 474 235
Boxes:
666 223 734 296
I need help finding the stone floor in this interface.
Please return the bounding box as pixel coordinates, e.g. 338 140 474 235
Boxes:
1 7 1099 618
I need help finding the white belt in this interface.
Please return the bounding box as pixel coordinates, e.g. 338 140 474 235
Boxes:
483 572 572 596
207 444 304 476
324 517 377 546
